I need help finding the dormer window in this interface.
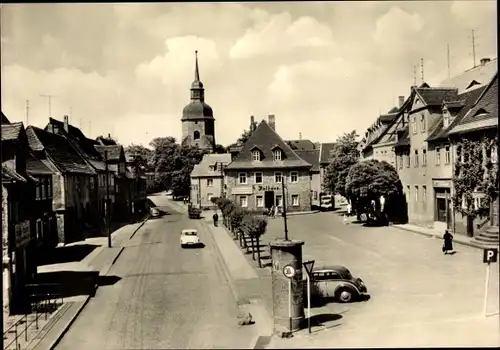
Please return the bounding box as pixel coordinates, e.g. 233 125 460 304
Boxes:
443 110 450 128
273 149 282 161
252 150 260 161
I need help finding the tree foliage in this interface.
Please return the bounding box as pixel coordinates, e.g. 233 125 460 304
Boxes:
323 130 360 197
148 136 208 196
236 120 258 145
452 135 498 219
125 144 153 171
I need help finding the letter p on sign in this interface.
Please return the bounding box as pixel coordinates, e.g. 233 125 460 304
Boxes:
483 248 498 264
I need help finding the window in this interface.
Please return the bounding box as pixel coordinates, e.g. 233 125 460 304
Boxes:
273 149 282 161
405 153 410 168
41 178 46 199
256 195 264 208
290 171 298 183
274 172 282 183
445 145 451 164
239 195 248 208
435 146 441 165
415 186 419 202
420 114 426 132
414 149 419 167
291 194 299 206
411 116 417 134
254 172 263 184
193 131 200 140
422 185 427 202
207 179 214 187
422 149 427 166
36 219 42 241
398 155 403 169
313 191 318 200
275 195 283 207
238 172 247 184
252 150 260 161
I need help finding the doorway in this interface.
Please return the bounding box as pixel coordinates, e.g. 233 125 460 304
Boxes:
264 191 274 209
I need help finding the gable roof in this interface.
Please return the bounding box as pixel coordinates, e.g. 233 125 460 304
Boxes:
427 84 488 142
26 126 96 175
394 127 410 148
1 112 10 124
414 88 458 107
295 150 320 172
48 117 86 140
286 139 317 151
438 58 497 94
319 142 337 165
226 120 311 170
2 165 27 183
94 145 125 162
25 151 53 175
448 73 498 135
191 153 232 177
1 122 24 141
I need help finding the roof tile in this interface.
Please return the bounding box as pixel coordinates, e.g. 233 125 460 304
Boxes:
1 122 23 141
319 143 336 164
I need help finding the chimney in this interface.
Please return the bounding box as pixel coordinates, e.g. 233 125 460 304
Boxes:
108 133 111 139
480 58 491 66
63 115 69 132
299 132 302 140
268 114 276 131
398 96 405 108
250 115 255 131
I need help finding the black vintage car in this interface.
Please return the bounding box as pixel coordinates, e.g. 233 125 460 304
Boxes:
188 205 201 219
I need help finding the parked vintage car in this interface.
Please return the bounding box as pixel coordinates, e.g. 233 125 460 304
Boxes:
188 205 202 219
180 229 201 248
307 265 368 303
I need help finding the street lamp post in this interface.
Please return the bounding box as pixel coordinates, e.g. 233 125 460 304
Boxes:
281 178 289 241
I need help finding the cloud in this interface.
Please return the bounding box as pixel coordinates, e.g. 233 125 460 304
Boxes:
451 0 496 28
229 12 335 59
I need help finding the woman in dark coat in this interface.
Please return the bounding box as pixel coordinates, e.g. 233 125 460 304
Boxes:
442 230 454 254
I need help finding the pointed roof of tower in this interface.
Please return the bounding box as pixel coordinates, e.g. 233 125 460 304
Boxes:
191 50 204 89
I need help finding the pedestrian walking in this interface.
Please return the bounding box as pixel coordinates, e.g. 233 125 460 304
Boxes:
213 212 219 227
442 230 454 254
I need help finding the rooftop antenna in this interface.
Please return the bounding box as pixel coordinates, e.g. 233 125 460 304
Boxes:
39 94 59 118
447 43 451 78
413 65 417 86
420 58 424 83
25 100 29 125
471 29 477 67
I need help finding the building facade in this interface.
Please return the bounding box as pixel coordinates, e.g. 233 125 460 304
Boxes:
190 153 232 208
224 118 312 212
181 51 216 152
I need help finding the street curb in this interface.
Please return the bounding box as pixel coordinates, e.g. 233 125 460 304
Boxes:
128 215 150 240
391 225 492 250
99 247 125 277
287 210 320 216
47 296 91 350
203 221 243 306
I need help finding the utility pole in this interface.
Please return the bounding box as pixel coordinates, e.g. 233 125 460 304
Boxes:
39 94 58 118
413 65 417 86
281 179 289 241
472 29 477 67
447 43 451 78
25 100 29 125
104 150 112 248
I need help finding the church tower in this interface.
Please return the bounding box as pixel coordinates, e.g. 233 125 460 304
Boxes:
181 51 215 152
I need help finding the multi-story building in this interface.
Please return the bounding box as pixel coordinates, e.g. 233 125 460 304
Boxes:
224 118 312 212
190 153 232 208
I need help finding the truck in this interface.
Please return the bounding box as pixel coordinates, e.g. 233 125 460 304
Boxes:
188 204 202 219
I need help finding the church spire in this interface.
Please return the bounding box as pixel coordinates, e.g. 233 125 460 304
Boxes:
190 50 204 101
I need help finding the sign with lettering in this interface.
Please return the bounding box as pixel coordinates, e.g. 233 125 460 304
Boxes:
483 248 498 264
432 180 451 188
15 221 31 249
283 264 296 278
257 185 281 192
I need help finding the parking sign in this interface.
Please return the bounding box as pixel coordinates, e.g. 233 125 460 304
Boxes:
483 248 498 264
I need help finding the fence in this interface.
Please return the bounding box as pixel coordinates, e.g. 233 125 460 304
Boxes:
3 283 63 350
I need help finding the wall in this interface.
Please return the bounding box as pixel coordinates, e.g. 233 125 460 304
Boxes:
182 120 213 150
225 169 312 212
2 185 8 265
191 176 224 208
372 143 396 168
311 172 321 206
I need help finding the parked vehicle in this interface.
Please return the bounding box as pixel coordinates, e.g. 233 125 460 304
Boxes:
188 204 202 219
180 229 201 248
320 194 334 211
150 207 160 217
307 265 368 303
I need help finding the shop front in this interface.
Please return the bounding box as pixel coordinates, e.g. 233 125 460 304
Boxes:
433 179 452 233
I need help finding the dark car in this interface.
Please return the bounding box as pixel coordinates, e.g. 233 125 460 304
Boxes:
307 265 368 303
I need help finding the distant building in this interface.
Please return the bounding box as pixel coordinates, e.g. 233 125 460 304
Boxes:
224 117 313 212
181 51 216 152
190 153 232 208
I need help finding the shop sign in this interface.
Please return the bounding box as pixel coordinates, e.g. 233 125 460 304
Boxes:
433 180 451 188
15 220 31 248
257 185 281 192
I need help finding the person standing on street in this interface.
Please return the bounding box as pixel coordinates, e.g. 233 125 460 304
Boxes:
442 230 454 254
213 212 219 227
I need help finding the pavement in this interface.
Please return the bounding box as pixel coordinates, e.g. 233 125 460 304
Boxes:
257 209 500 348
1 217 149 350
52 195 259 349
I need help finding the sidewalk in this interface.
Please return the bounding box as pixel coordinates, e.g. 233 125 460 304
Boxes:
3 216 149 350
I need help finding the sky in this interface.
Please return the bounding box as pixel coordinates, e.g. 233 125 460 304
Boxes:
0 1 497 148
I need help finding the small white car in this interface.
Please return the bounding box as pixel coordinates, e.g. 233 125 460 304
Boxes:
180 229 201 248
150 207 160 217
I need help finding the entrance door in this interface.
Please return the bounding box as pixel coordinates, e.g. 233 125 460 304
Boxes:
264 191 274 209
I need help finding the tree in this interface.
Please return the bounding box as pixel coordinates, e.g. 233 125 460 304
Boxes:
345 159 403 221
125 144 153 171
214 144 226 154
323 130 359 198
229 206 246 240
241 213 268 266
